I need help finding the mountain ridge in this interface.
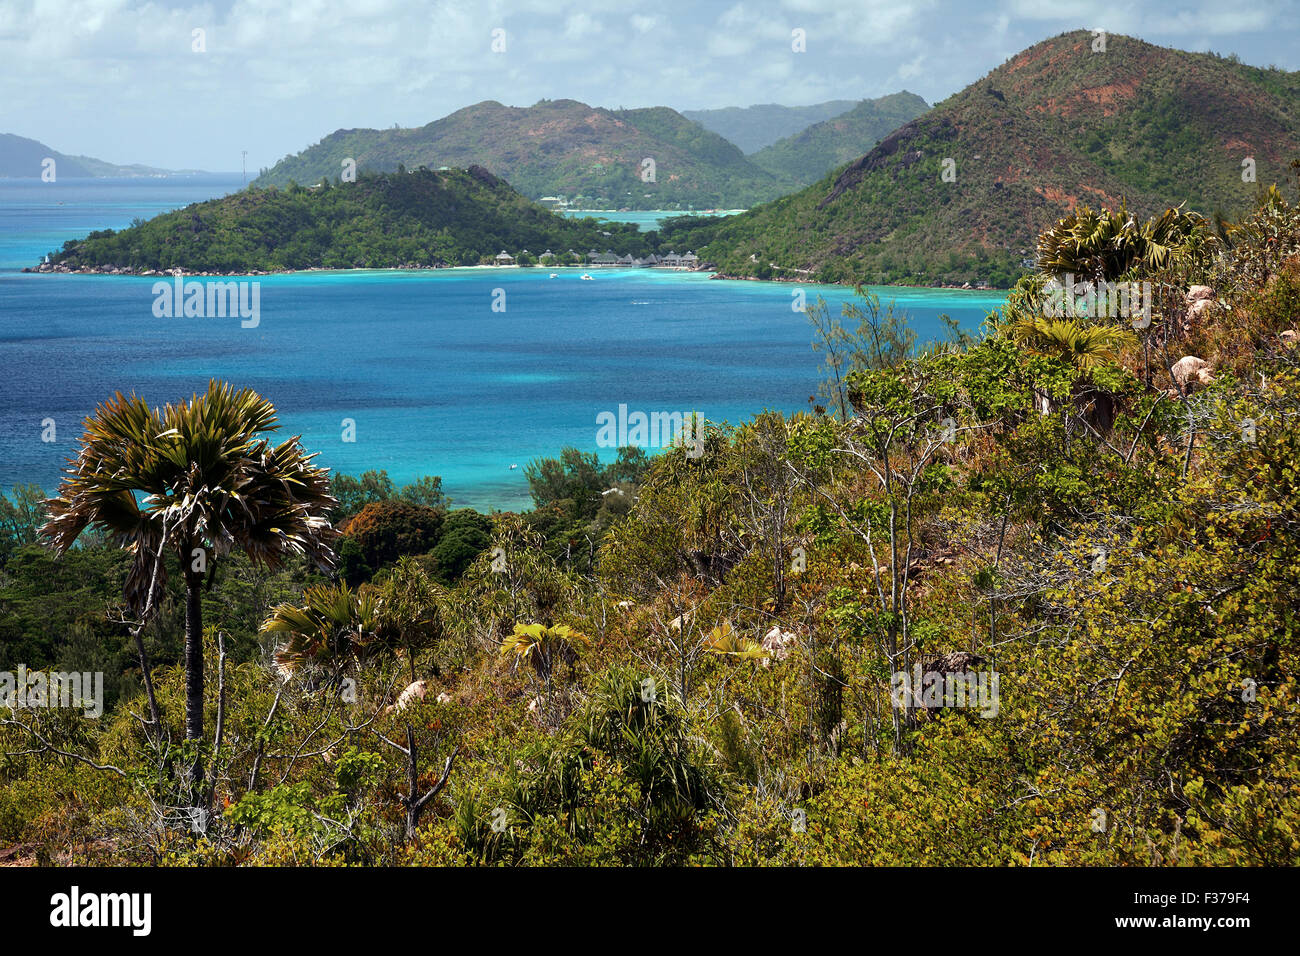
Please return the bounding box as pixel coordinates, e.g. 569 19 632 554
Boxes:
660 30 1300 286
681 100 859 153
749 91 930 185
252 99 795 210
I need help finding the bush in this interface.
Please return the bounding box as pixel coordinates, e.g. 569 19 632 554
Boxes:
342 500 445 572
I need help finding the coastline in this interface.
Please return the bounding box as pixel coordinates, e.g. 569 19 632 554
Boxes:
22 260 1012 292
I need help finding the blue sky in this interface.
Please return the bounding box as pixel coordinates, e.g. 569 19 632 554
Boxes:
2 0 1296 171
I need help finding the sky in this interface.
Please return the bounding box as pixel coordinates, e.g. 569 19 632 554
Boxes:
1 0 1297 171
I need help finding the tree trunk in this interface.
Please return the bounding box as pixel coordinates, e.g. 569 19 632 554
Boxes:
184 573 204 741
183 571 206 808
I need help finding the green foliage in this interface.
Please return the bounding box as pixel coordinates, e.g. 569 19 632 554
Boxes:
428 509 493 585
49 168 654 272
252 100 793 210
660 30 1300 286
7 169 1300 869
751 91 929 184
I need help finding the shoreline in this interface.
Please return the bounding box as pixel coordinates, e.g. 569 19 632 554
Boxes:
21 261 1012 293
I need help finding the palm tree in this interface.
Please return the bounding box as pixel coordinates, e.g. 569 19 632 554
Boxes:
262 581 380 677
500 622 591 681
1010 317 1136 429
41 381 338 752
1037 201 1212 283
1010 317 1136 372
702 621 767 661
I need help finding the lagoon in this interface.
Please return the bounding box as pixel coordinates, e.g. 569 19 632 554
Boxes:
0 180 1006 511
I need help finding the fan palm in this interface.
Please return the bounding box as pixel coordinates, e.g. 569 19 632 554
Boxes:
501 622 591 680
262 581 381 676
1037 201 1212 283
1010 318 1136 428
40 381 338 745
1010 317 1136 373
702 621 768 661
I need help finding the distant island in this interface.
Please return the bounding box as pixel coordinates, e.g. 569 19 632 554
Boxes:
0 132 214 179
35 165 685 274
34 31 1298 290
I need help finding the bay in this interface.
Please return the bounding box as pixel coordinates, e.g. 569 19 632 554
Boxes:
0 180 1007 511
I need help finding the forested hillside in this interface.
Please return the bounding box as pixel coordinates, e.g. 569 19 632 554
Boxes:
253 99 793 210
663 31 1300 287
682 100 859 153
4 176 1299 865
750 92 929 184
42 166 653 272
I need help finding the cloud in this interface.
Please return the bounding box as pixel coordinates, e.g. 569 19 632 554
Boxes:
0 0 1292 168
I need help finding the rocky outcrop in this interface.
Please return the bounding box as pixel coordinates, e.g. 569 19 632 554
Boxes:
760 626 798 667
1170 355 1215 390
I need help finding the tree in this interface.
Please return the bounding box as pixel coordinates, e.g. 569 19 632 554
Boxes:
1036 202 1214 284
396 475 448 510
809 287 916 420
525 447 606 520
330 469 397 522
0 484 44 563
262 581 380 676
39 381 338 784
342 499 444 572
429 509 493 584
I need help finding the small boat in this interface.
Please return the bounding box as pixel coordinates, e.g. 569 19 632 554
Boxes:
549 273 558 278
580 274 594 280
509 463 518 470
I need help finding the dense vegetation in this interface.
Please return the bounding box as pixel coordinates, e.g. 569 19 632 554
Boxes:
252 99 794 210
3 174 1299 866
749 92 929 185
663 31 1300 287
45 167 655 272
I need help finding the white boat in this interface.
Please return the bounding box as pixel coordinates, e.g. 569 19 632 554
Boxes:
509 463 518 470
580 274 594 280
549 273 558 278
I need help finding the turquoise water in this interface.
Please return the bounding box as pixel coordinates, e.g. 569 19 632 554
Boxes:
0 176 244 269
0 180 1006 511
561 209 741 232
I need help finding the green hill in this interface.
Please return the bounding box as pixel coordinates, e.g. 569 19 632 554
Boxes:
42 166 656 273
664 31 1300 286
681 100 859 153
749 92 929 184
252 99 794 210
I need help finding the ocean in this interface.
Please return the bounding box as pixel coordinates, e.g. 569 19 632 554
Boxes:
0 178 1006 511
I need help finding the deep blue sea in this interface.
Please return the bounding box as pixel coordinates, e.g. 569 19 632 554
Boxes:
0 178 1006 510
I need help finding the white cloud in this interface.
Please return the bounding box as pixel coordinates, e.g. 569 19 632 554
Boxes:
0 0 1292 168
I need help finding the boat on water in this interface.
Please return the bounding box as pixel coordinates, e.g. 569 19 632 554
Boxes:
549 273 558 278
580 274 594 280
